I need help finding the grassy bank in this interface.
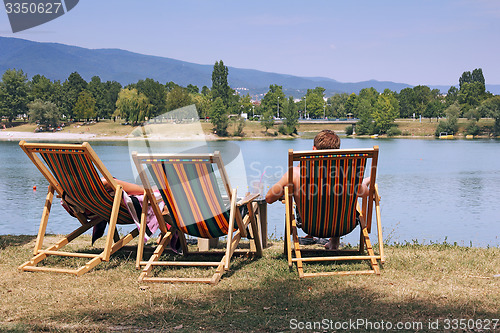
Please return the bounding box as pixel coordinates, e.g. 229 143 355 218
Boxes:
1 235 498 332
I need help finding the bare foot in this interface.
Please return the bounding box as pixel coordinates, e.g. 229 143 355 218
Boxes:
325 237 340 250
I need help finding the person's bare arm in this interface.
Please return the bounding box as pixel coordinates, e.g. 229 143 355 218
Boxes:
101 178 145 196
358 177 371 197
265 172 289 204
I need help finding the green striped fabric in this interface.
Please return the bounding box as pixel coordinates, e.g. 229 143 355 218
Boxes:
298 155 367 238
146 159 230 239
39 150 134 225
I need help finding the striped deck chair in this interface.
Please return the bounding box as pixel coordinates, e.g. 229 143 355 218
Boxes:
133 151 262 284
18 141 139 276
285 146 384 278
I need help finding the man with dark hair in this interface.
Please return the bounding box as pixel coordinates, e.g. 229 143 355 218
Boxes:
265 130 370 249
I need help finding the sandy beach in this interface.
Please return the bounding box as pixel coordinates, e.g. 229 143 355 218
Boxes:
0 130 219 142
0 130 127 142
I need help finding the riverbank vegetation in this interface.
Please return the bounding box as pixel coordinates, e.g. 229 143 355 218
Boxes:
1 63 499 139
0 235 498 332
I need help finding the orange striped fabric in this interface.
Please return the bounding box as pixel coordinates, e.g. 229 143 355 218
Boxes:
38 149 134 225
145 158 230 238
298 153 367 238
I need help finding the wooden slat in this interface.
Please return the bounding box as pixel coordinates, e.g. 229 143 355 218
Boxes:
140 277 213 284
302 270 376 277
141 261 221 267
37 250 100 259
20 266 80 275
292 255 381 262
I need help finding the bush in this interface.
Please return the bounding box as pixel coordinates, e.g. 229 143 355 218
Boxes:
345 125 353 136
435 119 458 137
278 124 287 135
387 126 402 137
465 121 480 136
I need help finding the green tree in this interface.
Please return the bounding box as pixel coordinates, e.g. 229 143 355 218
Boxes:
397 87 416 118
458 81 485 110
210 97 229 136
304 88 325 119
435 102 460 136
133 78 167 118
472 68 485 86
28 99 61 129
445 86 459 106
459 68 485 89
344 93 358 117
358 87 379 107
355 99 374 135
0 69 29 122
192 94 212 119
201 85 210 96
327 93 348 118
88 76 106 120
281 96 299 134
478 96 500 135
73 90 96 121
62 72 87 119
413 85 432 117
211 60 231 107
114 88 151 124
103 81 122 119
239 94 253 117
260 108 275 132
29 74 56 103
166 86 192 112
373 89 399 133
186 84 199 94
261 84 285 118
165 81 179 92
423 100 445 121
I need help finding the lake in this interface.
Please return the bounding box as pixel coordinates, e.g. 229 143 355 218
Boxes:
1 137 499 247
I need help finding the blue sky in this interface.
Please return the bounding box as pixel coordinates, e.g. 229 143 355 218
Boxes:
1 0 499 86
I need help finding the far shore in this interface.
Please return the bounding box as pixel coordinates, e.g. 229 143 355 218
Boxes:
0 118 496 142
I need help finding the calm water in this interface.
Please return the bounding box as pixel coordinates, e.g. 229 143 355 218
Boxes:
1 138 499 247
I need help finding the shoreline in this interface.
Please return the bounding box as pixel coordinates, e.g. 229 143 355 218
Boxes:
0 129 496 142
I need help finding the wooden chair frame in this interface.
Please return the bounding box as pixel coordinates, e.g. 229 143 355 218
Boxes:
133 151 262 285
18 141 139 276
284 146 385 278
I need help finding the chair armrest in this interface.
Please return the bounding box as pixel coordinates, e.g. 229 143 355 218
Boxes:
236 192 259 206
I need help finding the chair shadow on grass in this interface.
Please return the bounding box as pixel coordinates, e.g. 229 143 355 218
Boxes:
0 234 36 249
29 239 258 277
6 238 499 332
21 272 499 333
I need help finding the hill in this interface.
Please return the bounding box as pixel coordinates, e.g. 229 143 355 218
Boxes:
1 36 499 97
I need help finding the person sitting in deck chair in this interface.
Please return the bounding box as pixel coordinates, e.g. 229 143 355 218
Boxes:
265 129 371 250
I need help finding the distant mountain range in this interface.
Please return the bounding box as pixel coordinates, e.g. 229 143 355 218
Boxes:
1 36 499 97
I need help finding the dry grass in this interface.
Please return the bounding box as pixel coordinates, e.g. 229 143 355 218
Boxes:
1 234 499 332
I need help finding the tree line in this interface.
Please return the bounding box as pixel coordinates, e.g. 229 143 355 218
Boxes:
0 63 499 136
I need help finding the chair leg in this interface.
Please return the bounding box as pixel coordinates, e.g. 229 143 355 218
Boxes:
33 185 55 255
361 226 380 274
375 185 385 264
102 185 123 261
290 218 304 278
136 192 149 269
247 202 262 257
224 189 237 270
139 231 172 281
284 187 293 267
